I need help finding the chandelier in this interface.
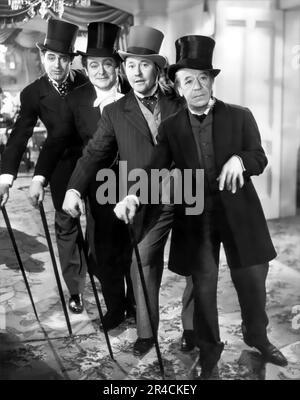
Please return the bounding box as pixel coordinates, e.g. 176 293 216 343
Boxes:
8 1 91 19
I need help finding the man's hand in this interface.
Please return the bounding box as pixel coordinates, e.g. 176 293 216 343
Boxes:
114 196 139 224
62 190 85 218
28 180 45 208
0 183 10 207
217 156 244 194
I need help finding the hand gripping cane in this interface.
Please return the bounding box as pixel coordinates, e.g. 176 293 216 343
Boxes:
1 205 39 322
75 219 114 360
39 202 72 336
128 223 165 379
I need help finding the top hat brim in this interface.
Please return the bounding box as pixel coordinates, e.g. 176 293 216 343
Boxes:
77 49 122 64
118 50 166 69
36 42 77 57
168 60 220 82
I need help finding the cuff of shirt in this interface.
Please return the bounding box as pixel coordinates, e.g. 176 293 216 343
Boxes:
0 174 14 187
67 188 82 199
234 155 246 171
32 175 46 185
125 194 140 206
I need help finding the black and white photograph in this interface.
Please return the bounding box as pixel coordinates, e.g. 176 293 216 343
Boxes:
0 0 299 383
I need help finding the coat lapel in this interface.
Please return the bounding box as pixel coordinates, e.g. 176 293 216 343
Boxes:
159 93 181 121
174 108 201 169
75 83 100 139
212 99 234 170
122 90 153 143
39 75 60 112
77 82 97 107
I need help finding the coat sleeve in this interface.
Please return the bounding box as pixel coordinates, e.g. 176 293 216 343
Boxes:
0 86 38 177
34 97 76 181
235 108 268 178
67 105 118 196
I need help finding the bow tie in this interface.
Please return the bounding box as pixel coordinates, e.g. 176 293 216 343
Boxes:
194 113 207 123
139 94 158 113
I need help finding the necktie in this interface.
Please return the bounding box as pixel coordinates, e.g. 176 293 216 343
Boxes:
48 77 70 97
139 94 158 113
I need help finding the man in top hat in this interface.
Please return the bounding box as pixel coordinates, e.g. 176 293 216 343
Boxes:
114 35 288 378
62 25 193 355
31 22 135 330
0 19 88 314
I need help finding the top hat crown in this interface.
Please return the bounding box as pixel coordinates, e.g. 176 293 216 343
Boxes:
118 26 166 69
168 35 220 82
77 22 121 63
36 19 79 56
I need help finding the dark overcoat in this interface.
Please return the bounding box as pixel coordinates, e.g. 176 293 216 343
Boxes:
145 100 277 274
1 71 87 209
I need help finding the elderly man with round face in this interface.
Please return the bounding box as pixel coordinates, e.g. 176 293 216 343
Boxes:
62 25 194 356
0 19 88 314
32 22 134 331
114 35 288 379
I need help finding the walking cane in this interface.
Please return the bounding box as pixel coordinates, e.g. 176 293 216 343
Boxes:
75 219 114 360
128 223 165 379
1 205 39 322
38 202 72 336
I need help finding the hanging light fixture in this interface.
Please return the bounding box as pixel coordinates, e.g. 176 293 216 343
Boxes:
8 0 27 10
8 0 65 18
39 0 65 18
7 0 92 21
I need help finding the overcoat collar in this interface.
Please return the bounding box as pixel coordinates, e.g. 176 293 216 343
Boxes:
171 99 233 171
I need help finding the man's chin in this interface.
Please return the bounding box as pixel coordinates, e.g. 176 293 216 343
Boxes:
191 100 209 108
49 74 66 82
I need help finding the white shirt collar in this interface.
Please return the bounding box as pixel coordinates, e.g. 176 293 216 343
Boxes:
93 80 124 112
47 73 69 88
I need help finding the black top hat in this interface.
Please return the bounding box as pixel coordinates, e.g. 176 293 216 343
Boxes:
118 26 166 69
36 19 78 56
168 35 220 82
77 22 121 64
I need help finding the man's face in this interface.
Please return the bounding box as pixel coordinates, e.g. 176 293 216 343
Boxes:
41 51 71 83
176 69 214 112
125 57 157 95
86 57 117 91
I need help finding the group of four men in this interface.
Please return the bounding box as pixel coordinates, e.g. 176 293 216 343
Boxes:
0 18 287 379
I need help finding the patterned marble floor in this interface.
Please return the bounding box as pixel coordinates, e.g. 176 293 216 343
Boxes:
0 174 300 380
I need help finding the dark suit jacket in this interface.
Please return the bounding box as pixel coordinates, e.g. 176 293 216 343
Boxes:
34 78 131 180
67 89 183 236
32 79 132 276
1 71 87 209
143 100 277 274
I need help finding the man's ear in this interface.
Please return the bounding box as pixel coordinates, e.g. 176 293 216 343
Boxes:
40 51 45 64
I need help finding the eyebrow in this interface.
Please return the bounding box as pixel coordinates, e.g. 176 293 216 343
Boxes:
183 76 194 81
